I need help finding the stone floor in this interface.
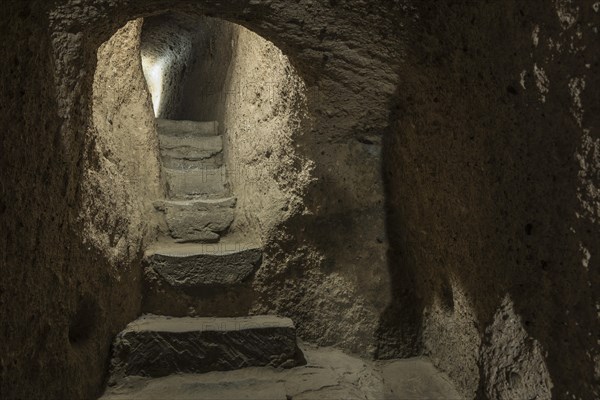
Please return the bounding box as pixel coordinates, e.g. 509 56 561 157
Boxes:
101 342 463 400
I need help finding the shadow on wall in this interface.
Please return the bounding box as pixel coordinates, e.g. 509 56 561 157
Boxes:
375 86 425 360
375 1 599 398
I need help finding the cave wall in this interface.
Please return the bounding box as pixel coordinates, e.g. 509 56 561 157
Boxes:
89 20 162 264
386 0 600 398
176 17 236 122
141 14 236 121
141 14 195 118
0 7 161 399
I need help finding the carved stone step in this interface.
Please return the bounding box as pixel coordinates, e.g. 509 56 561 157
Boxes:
159 135 223 169
156 119 218 136
144 242 262 292
109 315 302 378
154 197 236 243
163 167 229 199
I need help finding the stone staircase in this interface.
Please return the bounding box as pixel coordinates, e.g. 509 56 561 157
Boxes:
107 119 303 383
103 119 464 400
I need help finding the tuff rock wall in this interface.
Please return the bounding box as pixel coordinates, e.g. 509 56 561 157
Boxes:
0 1 597 399
386 1 599 398
0 8 161 400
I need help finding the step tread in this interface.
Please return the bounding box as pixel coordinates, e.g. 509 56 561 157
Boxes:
146 241 261 257
154 197 236 208
159 134 222 151
163 166 229 199
123 315 295 333
157 119 218 137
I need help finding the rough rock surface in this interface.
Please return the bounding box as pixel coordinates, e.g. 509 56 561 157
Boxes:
163 167 229 199
386 2 599 398
143 264 255 317
0 14 161 399
154 198 235 243
156 119 218 136
102 344 462 400
145 244 262 290
479 296 553 399
380 358 463 400
109 315 302 379
1 0 598 399
140 16 197 117
158 134 223 170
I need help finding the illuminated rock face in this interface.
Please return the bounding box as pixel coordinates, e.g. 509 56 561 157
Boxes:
1 1 598 400
140 14 195 117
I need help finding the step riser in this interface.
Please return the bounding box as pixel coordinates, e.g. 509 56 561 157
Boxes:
143 267 254 317
159 135 223 168
158 134 222 150
155 200 235 243
146 248 262 291
161 154 223 170
164 167 229 199
113 329 298 377
157 119 218 136
161 147 222 162
110 316 302 378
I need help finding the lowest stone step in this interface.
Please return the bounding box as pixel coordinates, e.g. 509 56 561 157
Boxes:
109 315 303 379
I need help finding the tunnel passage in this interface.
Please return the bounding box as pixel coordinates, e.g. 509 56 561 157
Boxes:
46 10 399 396
96 12 415 397
113 12 400 348
91 7 600 400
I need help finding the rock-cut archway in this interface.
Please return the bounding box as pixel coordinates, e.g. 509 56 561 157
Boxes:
61 0 401 362
4 1 597 399
82 7 410 398
17 1 412 398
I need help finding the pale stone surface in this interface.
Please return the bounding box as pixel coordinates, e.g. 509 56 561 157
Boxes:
159 133 223 169
145 243 262 289
163 167 229 199
109 315 301 379
379 358 463 400
156 119 218 136
479 296 553 400
154 198 235 242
